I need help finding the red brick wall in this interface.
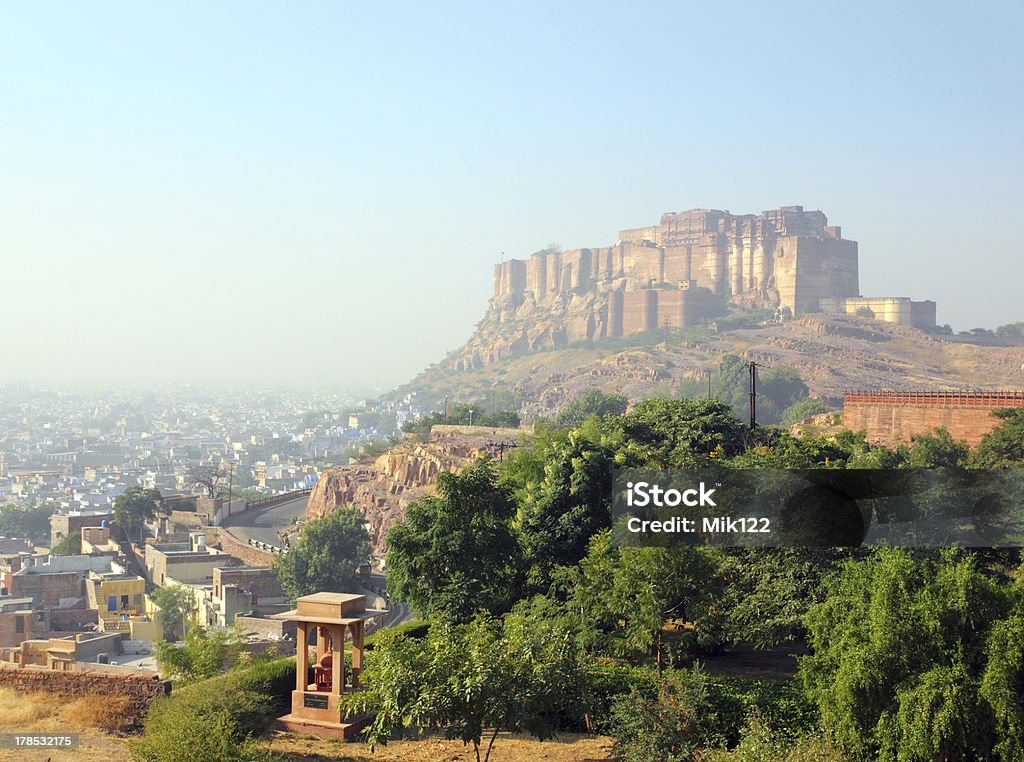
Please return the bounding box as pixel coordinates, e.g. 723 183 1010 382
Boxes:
844 392 1024 447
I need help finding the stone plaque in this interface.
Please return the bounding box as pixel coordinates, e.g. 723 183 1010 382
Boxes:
303 693 329 709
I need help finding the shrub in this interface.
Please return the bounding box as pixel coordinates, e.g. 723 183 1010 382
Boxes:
606 670 707 762
131 657 293 762
363 619 429 649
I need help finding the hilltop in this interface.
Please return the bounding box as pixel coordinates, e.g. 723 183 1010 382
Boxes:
397 313 1024 420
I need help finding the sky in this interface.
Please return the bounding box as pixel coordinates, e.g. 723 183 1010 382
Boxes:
1 2 1021 388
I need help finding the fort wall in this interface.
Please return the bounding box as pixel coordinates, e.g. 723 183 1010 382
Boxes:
843 391 1024 447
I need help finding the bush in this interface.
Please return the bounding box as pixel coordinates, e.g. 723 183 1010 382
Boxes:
589 664 816 751
131 657 293 762
363 619 429 649
705 715 848 762
606 669 708 762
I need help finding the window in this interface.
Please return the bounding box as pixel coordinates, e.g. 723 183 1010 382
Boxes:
108 596 116 612
15 615 24 634
120 595 129 609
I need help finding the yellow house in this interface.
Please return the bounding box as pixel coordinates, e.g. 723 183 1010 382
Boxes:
85 572 146 633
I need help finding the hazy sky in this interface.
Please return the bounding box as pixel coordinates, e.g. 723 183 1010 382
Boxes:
2 2 1021 388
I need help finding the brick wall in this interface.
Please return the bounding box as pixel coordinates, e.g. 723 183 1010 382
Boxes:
0 663 170 727
844 392 1024 447
11 571 83 607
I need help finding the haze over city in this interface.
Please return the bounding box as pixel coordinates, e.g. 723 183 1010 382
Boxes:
2 2 1021 388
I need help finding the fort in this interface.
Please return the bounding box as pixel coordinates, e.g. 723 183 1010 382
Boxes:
489 206 935 345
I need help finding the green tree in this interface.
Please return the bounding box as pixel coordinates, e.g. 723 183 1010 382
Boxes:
518 431 614 590
113 486 165 543
556 390 629 428
614 398 748 467
345 612 582 762
981 611 1024 761
974 408 1024 466
273 506 371 601
154 624 245 684
0 503 54 541
153 584 196 640
50 532 82 555
386 460 524 620
906 427 969 468
800 549 1014 760
561 531 723 663
780 398 832 427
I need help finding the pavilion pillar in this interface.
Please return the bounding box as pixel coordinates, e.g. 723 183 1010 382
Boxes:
295 622 307 691
351 620 364 688
332 624 345 694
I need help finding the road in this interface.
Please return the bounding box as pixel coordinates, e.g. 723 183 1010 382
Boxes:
222 495 309 547
222 496 413 628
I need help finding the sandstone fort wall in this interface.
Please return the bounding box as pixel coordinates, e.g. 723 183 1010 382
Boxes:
843 392 1024 447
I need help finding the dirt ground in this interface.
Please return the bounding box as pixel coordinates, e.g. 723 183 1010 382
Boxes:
0 688 612 762
265 732 613 762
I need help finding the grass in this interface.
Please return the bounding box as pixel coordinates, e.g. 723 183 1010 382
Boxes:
0 687 132 762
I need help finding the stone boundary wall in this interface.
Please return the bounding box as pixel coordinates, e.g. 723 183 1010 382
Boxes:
0 663 170 727
843 391 1024 447
429 424 527 438
205 526 275 567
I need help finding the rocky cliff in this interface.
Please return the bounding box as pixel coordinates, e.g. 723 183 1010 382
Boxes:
306 426 522 554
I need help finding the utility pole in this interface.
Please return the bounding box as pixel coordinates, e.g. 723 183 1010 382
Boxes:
748 361 758 427
707 369 712 400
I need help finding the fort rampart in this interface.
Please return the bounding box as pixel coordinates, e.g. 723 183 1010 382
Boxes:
843 391 1024 447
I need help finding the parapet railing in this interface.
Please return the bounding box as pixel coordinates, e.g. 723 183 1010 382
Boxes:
844 391 1024 407
247 538 289 555
245 488 312 511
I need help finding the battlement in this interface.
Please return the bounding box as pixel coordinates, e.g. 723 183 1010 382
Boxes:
494 205 860 317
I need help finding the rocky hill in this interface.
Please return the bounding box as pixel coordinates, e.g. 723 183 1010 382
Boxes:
306 426 522 554
400 313 1024 421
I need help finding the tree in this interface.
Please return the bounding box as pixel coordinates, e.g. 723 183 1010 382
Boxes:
153 584 196 640
780 398 832 426
154 624 245 684
800 549 1015 760
344 613 583 762
0 503 54 541
907 426 969 468
113 486 165 543
854 306 875 319
556 390 629 428
560 531 723 663
614 398 747 467
187 464 228 498
519 431 614 590
973 408 1024 466
386 460 525 621
995 322 1024 338
51 532 82 555
273 506 371 601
